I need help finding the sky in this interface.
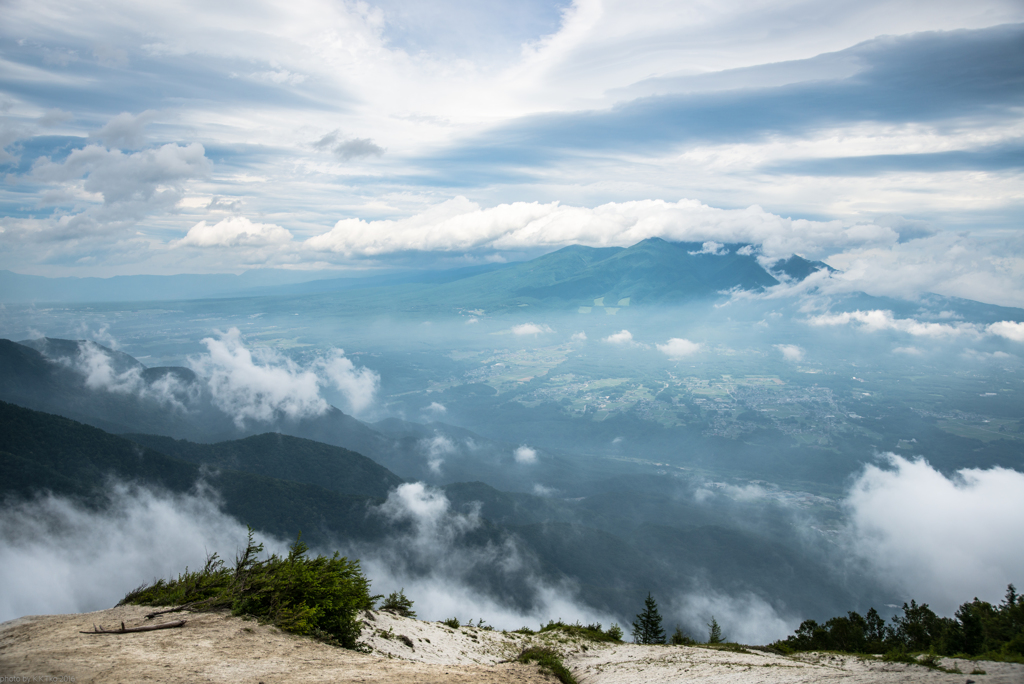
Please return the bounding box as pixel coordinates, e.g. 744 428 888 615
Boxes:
1 0 1022 304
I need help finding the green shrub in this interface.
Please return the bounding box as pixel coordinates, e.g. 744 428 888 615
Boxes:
441 617 460 628
518 646 578 684
380 589 416 618
670 625 695 645
538 619 622 642
120 528 376 649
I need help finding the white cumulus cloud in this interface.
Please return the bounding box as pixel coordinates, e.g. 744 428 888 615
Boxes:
774 344 805 362
187 327 378 426
657 337 702 358
603 329 633 344
988 320 1024 342
179 216 293 247
845 454 1024 613
514 445 538 464
511 322 555 335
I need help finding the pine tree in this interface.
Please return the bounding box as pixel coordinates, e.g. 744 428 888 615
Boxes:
632 593 666 644
707 616 724 644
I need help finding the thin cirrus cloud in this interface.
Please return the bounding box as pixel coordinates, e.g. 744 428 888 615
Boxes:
425 25 1024 170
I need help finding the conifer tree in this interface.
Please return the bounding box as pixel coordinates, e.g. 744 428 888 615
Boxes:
632 592 666 644
707 616 724 644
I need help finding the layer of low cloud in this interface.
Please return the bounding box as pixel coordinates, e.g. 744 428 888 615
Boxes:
670 588 798 646
40 338 197 411
0 483 286 623
844 454 1024 613
358 482 610 629
305 196 898 260
807 309 1024 342
420 434 457 473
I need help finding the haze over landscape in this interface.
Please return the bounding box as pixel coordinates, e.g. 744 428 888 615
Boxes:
1 0 1023 662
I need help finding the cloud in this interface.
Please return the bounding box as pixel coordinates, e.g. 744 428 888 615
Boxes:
513 445 537 464
27 141 211 238
988 320 1024 342
603 330 633 344
0 483 285 622
657 337 701 358
424 401 447 416
807 310 982 339
774 344 804 362
305 196 898 260
419 434 457 473
893 346 923 355
360 483 610 629
179 216 293 247
91 111 157 149
187 328 378 426
688 241 728 255
313 131 385 160
318 349 379 414
511 322 554 335
670 588 798 646
570 331 587 342
845 454 1024 613
38 338 198 411
38 108 73 127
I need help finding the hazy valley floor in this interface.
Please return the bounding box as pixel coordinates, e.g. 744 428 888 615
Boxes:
2 606 1022 684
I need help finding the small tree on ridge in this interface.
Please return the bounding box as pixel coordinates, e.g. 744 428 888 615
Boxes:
632 593 666 644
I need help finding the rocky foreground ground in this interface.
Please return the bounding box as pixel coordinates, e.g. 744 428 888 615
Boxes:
2 605 1022 684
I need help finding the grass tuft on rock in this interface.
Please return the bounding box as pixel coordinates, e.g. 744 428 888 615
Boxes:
517 646 578 684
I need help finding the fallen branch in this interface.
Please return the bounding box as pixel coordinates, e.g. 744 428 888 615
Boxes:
80 619 186 634
144 597 215 619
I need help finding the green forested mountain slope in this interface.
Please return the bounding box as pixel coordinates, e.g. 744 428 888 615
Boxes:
125 431 403 500
0 401 391 545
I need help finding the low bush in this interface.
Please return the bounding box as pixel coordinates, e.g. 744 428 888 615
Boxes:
538 619 623 642
120 528 376 649
380 589 416 618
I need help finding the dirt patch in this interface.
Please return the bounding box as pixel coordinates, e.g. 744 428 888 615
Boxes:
570 643 1024 684
0 605 548 684
3 606 1022 684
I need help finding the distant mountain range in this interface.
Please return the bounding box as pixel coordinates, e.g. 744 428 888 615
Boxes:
0 239 829 306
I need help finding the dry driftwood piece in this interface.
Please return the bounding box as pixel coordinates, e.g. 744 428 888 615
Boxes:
80 619 187 634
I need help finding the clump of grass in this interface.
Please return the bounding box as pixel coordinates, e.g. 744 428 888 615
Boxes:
518 646 578 684
538 619 623 642
120 528 376 649
441 617 460 628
